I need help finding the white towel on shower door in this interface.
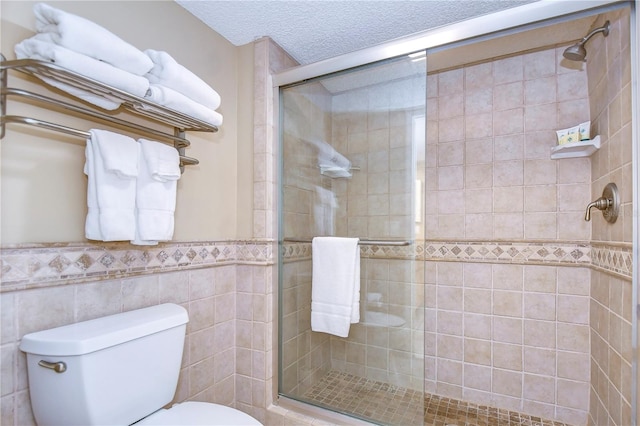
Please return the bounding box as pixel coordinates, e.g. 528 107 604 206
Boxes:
311 237 360 337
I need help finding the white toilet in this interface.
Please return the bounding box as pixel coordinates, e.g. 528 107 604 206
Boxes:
19 303 262 426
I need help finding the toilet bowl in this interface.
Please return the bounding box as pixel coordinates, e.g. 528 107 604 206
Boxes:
19 304 262 426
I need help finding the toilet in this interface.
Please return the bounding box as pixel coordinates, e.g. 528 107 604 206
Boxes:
19 303 262 426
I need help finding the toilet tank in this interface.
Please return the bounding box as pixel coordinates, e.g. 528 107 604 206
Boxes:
19 303 189 426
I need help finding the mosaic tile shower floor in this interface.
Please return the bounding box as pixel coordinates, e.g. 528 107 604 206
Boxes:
302 371 571 426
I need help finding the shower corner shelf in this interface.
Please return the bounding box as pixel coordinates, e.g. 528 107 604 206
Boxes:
550 135 600 160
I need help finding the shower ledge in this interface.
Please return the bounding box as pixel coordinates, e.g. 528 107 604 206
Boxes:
550 135 600 159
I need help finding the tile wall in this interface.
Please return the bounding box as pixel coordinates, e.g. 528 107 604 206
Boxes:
0 241 274 425
422 41 599 424
585 9 633 426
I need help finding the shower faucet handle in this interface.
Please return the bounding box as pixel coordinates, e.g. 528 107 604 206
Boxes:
584 197 610 221
584 183 619 223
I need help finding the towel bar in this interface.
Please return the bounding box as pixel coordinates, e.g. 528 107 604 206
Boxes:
2 87 191 148
1 115 199 167
283 238 411 246
0 53 214 171
0 57 218 131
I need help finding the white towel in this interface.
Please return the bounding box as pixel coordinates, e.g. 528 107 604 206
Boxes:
33 2 153 75
311 237 360 337
84 130 139 241
15 35 149 110
131 139 180 245
144 49 221 110
144 84 223 127
315 140 351 171
84 140 101 240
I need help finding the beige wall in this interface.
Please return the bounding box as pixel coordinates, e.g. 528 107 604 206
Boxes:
0 0 251 244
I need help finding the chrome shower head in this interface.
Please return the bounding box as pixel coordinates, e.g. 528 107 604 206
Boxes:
563 21 610 62
563 43 588 61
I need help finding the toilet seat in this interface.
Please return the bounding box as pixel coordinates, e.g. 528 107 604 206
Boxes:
137 401 262 425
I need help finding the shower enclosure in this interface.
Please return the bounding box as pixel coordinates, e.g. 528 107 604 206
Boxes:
278 55 427 424
277 2 637 425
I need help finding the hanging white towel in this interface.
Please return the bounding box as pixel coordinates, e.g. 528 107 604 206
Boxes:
311 237 360 337
131 139 181 246
144 49 221 110
84 130 139 241
33 2 153 75
144 84 223 127
15 35 149 110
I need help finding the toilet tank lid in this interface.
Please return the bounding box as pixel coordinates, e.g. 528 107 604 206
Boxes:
19 304 189 356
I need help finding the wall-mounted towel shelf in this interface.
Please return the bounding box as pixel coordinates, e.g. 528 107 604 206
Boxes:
1 55 218 170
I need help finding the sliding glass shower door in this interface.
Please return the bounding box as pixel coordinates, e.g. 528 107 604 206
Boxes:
278 53 427 425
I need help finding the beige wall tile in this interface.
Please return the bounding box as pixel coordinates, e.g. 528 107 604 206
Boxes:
493 342 523 371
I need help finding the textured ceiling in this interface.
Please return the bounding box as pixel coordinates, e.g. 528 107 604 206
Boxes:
175 0 539 65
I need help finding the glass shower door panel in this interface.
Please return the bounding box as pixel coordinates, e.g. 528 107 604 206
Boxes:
279 53 426 425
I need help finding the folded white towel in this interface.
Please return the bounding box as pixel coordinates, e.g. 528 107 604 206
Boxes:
144 49 221 110
33 2 153 75
131 139 180 245
15 35 149 110
317 141 351 171
311 237 361 337
84 130 139 241
144 84 223 127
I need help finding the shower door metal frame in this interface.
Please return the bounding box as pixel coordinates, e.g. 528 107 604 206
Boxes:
630 3 639 425
273 0 638 424
273 0 622 88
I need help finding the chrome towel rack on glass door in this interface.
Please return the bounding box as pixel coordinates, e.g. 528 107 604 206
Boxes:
283 238 412 247
0 54 218 170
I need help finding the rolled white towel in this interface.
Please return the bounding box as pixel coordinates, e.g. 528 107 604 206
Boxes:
144 84 223 127
144 49 221 110
33 2 153 75
15 35 149 110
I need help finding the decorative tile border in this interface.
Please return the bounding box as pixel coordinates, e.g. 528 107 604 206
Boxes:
423 241 591 265
0 240 274 292
591 242 634 278
281 240 632 279
1 239 631 292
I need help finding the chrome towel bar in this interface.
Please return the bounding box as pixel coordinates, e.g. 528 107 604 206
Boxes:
1 115 199 167
283 238 411 247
